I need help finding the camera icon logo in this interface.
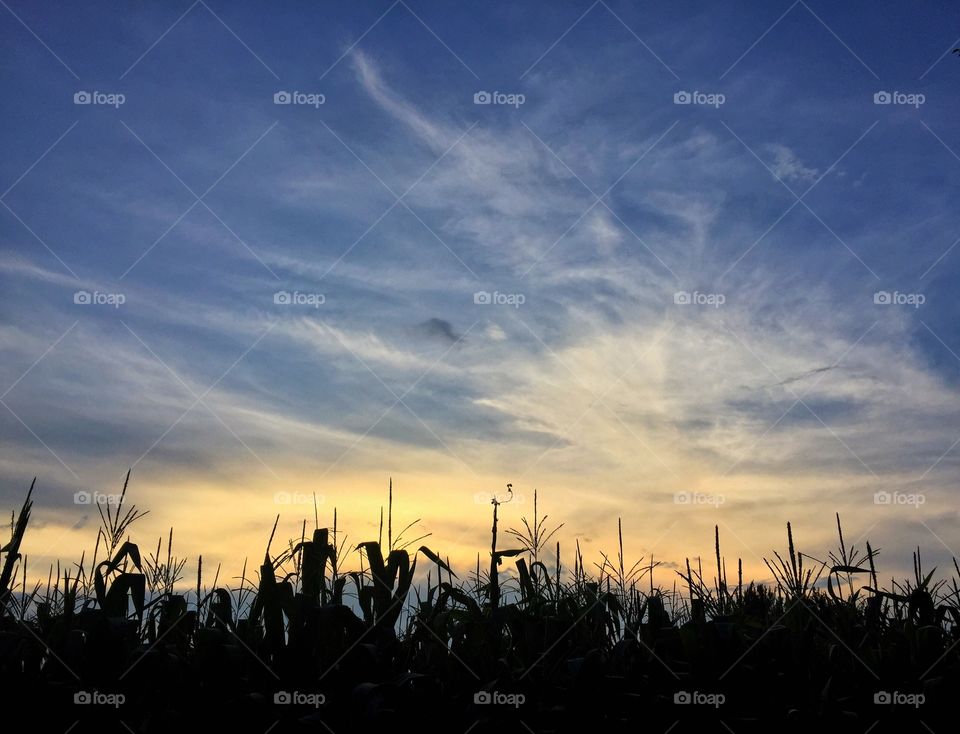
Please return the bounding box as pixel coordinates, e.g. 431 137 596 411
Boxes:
474 691 491 704
873 290 891 304
74 491 92 505
674 691 691 704
273 290 291 305
74 91 92 105
873 91 892 105
673 492 691 505
274 91 292 104
673 291 691 305
674 91 692 104
874 691 891 704
274 691 291 704
874 491 891 505
74 691 91 704
474 91 492 105
474 290 492 305
74 290 92 305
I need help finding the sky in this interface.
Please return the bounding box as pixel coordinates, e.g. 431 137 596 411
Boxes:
2 0 960 588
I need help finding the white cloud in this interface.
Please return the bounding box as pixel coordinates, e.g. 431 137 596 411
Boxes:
765 143 820 185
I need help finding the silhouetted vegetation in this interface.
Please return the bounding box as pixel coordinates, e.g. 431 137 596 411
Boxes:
1 475 957 732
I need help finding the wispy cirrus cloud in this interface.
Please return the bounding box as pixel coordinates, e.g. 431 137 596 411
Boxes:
2 2 959 581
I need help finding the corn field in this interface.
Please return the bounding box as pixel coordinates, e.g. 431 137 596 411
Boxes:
1 475 957 733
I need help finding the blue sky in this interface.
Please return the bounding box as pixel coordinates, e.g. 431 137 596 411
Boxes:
2 0 960 580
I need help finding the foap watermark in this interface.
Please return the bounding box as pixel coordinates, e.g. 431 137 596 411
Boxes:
674 90 725 108
474 290 525 308
674 290 724 308
674 491 725 508
274 492 324 506
74 691 125 708
874 290 924 308
874 91 925 108
274 290 325 308
74 90 125 108
474 690 525 708
274 91 325 108
674 690 725 708
274 691 326 707
474 90 525 108
874 690 925 708
74 491 122 506
874 491 925 507
74 290 125 308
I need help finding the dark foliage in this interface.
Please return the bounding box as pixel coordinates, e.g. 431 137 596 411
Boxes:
1 478 956 733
